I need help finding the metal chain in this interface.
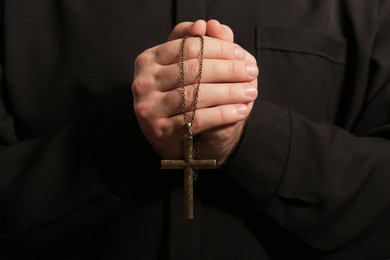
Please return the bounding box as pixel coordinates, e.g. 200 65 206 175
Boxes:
180 35 204 137
180 35 204 180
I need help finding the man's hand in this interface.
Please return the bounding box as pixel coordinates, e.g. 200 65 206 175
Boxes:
132 20 258 166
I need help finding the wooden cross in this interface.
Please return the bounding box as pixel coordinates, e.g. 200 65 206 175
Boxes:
161 135 216 220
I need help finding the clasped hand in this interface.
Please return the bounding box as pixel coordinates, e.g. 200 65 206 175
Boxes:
132 20 258 166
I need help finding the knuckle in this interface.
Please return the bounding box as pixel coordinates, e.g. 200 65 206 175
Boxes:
134 49 154 68
228 84 237 99
184 85 194 104
219 41 228 58
133 100 151 119
219 107 228 122
131 76 153 96
156 119 171 139
184 38 200 58
228 60 240 78
184 60 200 83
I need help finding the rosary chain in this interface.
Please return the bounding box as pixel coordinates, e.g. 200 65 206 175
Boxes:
180 35 204 137
180 35 204 180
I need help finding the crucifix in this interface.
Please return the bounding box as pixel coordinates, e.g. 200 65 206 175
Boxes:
161 123 216 220
161 35 216 220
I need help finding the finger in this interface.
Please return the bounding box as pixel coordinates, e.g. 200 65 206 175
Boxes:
167 19 233 42
155 58 258 91
167 19 207 41
206 19 234 42
168 103 253 136
192 102 253 135
154 36 246 66
187 19 207 37
167 21 193 41
157 82 258 117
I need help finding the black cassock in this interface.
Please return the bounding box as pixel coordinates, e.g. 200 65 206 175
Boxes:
1 0 390 259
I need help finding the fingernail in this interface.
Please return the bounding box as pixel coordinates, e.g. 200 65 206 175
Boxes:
244 84 257 98
235 104 248 115
246 64 258 77
234 45 246 59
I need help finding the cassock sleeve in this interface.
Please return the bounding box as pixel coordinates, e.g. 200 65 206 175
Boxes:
224 0 390 253
0 5 160 256
0 69 160 256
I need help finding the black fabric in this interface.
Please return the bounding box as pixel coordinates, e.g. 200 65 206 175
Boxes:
1 0 390 259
